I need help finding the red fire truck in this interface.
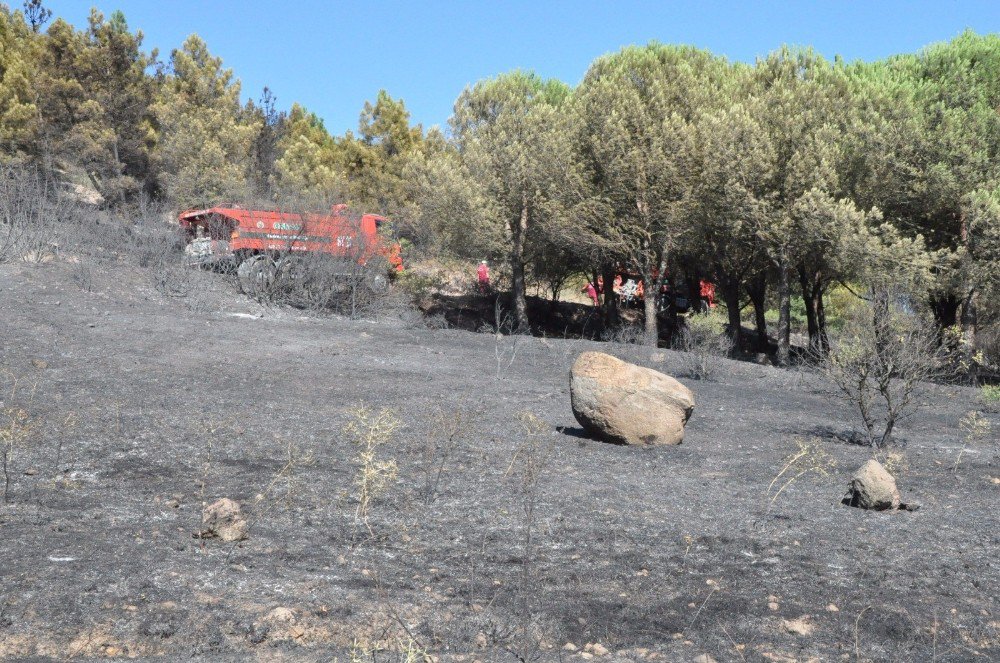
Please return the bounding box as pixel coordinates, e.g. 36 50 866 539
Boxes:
178 204 402 294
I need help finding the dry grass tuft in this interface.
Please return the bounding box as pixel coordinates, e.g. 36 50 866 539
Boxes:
767 437 837 505
953 410 992 474
345 405 401 529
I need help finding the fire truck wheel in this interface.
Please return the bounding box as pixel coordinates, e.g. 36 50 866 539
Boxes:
274 256 303 284
237 255 276 296
364 257 391 293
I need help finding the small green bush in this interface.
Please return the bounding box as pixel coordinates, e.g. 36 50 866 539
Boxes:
764 295 807 332
676 309 733 379
762 285 861 335
396 269 446 300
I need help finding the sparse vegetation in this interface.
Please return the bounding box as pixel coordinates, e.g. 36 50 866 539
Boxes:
0 165 79 265
505 412 554 662
345 405 401 531
980 384 1000 405
420 403 475 503
767 437 837 504
224 435 316 557
0 1 997 360
350 637 432 663
484 301 525 381
821 287 948 449
0 372 37 503
675 310 734 380
953 410 992 474
2 259 997 660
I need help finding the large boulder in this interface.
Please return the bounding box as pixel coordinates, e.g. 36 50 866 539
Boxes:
570 352 695 446
843 460 901 510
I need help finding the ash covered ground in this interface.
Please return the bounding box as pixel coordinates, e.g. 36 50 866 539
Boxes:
1 258 997 662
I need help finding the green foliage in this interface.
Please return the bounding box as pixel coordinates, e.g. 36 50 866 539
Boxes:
344 405 400 527
273 103 344 198
765 297 806 331
965 187 1000 303
575 44 727 271
764 286 866 334
0 2 997 357
822 284 861 332
400 146 497 259
340 90 442 214
676 309 734 379
0 9 39 153
35 10 158 201
394 269 444 301
823 287 946 448
980 384 1000 404
152 34 258 207
451 70 574 329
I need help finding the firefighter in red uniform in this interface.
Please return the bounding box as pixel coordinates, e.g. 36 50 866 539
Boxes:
699 279 716 311
477 261 490 294
388 243 404 272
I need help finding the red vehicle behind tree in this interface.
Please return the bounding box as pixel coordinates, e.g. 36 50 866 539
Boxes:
597 266 705 313
178 204 403 294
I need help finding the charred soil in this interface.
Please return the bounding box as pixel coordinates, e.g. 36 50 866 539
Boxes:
1 259 997 662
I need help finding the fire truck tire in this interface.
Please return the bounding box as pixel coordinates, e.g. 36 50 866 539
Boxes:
274 256 303 284
364 257 391 293
237 255 275 297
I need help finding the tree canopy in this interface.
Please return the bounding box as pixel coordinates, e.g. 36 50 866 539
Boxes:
1 1 998 360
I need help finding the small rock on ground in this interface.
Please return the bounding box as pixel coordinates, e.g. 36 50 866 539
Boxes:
782 615 814 636
201 498 249 542
843 459 900 510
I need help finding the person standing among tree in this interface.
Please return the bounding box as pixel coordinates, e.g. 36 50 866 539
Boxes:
699 279 716 312
477 260 490 294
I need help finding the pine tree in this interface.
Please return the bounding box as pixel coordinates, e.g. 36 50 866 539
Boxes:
575 44 728 345
452 71 573 331
151 34 257 207
34 10 158 202
0 8 38 155
273 103 344 200
341 90 435 214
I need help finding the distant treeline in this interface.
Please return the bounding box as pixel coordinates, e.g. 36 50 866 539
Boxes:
1 3 999 360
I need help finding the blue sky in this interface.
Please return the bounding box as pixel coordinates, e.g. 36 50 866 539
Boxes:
41 1 1000 136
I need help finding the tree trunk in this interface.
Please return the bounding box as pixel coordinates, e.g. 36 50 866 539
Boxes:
510 196 530 332
642 258 666 347
601 262 619 329
720 275 743 351
815 281 829 354
961 288 977 348
959 212 977 346
798 264 819 350
643 279 659 346
931 294 960 330
776 254 791 366
746 270 769 352
547 275 564 315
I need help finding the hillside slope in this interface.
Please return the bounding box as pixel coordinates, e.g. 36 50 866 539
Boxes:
1 259 997 661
